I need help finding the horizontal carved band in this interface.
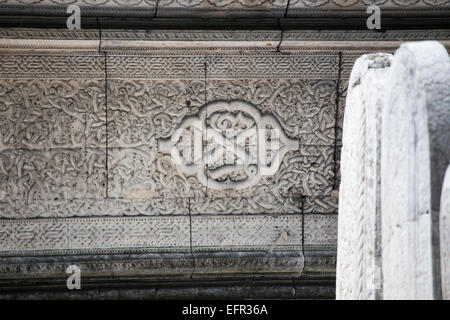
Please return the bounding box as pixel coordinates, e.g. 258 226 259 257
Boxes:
1 29 449 52
1 1 450 19
0 215 305 255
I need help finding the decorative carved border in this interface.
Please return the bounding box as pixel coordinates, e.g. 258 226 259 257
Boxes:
1 29 449 52
0 251 305 281
0 216 191 253
0 0 449 18
0 215 303 255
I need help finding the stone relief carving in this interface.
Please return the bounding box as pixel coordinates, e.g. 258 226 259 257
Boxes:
303 214 337 247
0 51 339 220
207 79 337 144
0 54 105 79
0 148 106 203
160 100 298 190
1 0 449 22
0 76 107 206
107 79 204 146
0 7 447 294
0 216 191 252
289 0 450 7
0 37 338 287
158 0 287 9
1 0 448 7
191 215 302 249
0 214 302 253
207 55 338 79
1 0 157 6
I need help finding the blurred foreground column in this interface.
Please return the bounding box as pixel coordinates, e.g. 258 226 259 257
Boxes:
338 41 450 300
336 53 392 300
381 41 450 300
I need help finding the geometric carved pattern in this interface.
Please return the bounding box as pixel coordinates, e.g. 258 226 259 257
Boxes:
207 79 337 144
303 214 337 248
192 215 303 250
0 215 304 254
0 216 190 253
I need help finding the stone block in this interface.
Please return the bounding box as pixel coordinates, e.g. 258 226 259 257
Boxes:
0 78 106 150
0 1 157 17
0 146 106 204
190 196 302 214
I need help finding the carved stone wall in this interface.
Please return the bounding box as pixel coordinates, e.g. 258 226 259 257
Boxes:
0 28 345 298
0 26 449 298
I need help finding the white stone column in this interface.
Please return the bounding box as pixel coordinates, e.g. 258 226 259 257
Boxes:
381 41 450 300
441 166 450 300
336 53 393 300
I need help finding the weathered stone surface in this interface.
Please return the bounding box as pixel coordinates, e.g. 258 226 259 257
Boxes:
190 196 302 215
440 166 450 300
336 53 392 300
0 216 191 253
0 198 190 219
2 0 450 20
192 251 304 278
0 278 336 300
287 0 450 17
0 0 157 17
381 41 450 300
0 37 340 291
106 55 207 199
0 78 105 150
157 0 288 18
0 148 106 203
278 146 335 198
304 214 337 250
191 215 304 276
191 214 302 251
0 252 195 279
10 28 450 297
103 52 338 207
202 53 337 213
207 78 337 144
0 54 107 204
101 30 282 52
303 214 337 280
